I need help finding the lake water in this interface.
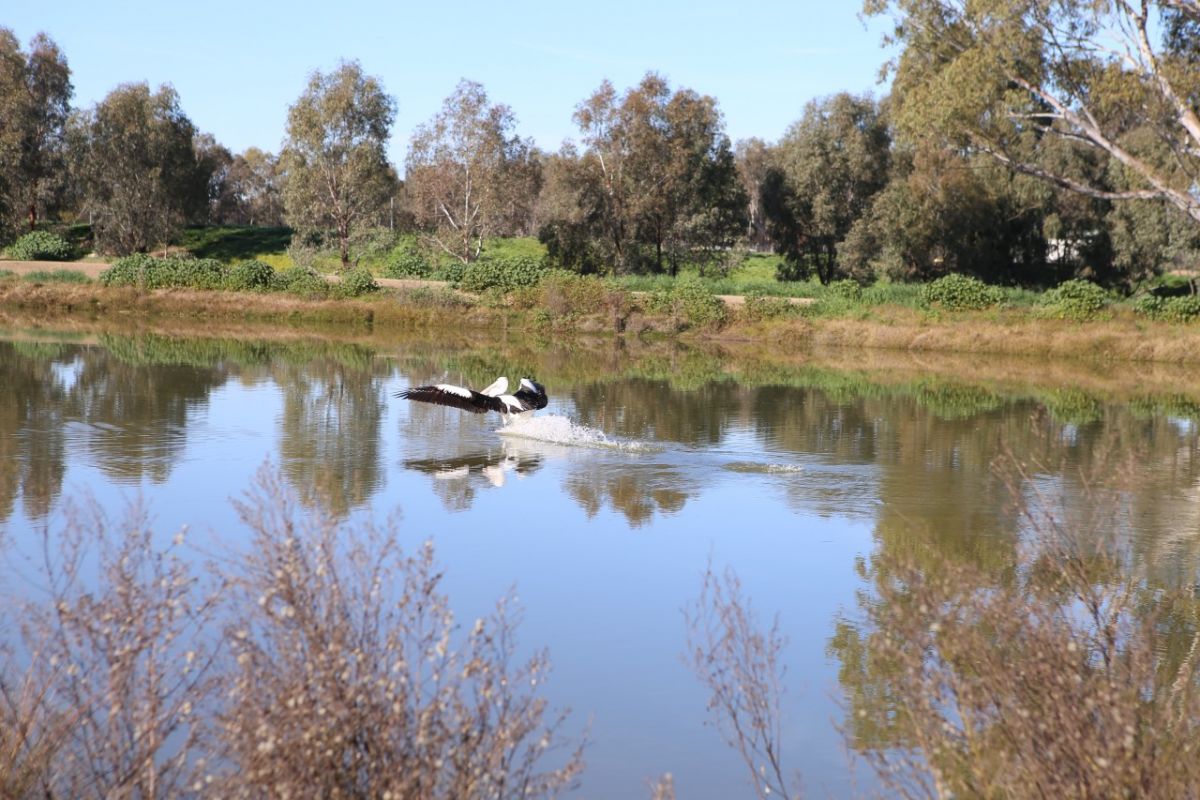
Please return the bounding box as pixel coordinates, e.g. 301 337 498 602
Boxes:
2 330 1198 798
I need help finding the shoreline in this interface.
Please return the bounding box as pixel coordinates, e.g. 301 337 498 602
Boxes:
3 278 1200 367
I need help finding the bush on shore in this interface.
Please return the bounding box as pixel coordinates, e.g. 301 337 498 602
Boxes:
920 273 1004 311
6 231 75 261
100 254 225 290
459 255 549 293
1039 278 1110 321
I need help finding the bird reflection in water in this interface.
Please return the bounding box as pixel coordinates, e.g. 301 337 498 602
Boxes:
404 440 547 511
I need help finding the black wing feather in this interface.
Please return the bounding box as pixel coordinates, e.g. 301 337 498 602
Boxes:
397 385 504 414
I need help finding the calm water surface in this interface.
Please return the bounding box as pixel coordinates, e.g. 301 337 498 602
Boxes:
2 332 1198 798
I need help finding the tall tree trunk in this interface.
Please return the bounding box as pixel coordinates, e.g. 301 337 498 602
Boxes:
27 203 37 232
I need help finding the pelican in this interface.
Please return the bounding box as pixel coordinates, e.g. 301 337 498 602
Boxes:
396 376 548 418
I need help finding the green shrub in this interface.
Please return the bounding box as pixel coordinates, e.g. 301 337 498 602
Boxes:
332 268 379 298
649 276 728 330
170 257 225 290
436 261 466 284
826 279 863 302
742 292 798 322
225 259 275 291
459 255 548 293
532 270 629 319
1135 293 1200 322
920 273 1004 311
100 254 151 287
100 255 226 290
1040 278 1109 321
271 267 329 299
382 245 432 278
7 231 74 261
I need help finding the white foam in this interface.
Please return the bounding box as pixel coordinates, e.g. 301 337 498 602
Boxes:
497 414 657 452
722 461 806 474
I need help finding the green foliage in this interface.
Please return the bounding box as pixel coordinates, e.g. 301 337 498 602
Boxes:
100 254 226 290
225 259 275 291
522 270 630 320
482 236 547 261
762 93 890 284
271 267 329 299
0 31 71 238
20 269 90 284
182 225 292 261
1134 294 1200 323
861 282 924 307
920 273 1003 311
437 261 466 284
75 83 208 255
826 279 863 301
382 240 432 278
332 267 379 298
281 62 397 268
647 275 728 330
459 255 548 293
1039 279 1109 321
742 292 798 322
7 230 74 261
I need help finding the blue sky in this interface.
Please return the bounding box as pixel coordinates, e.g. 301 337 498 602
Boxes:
6 1 894 168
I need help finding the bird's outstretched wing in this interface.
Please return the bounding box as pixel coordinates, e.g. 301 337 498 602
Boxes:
397 383 505 414
479 376 508 397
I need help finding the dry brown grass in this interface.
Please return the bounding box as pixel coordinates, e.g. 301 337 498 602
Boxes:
771 308 1200 364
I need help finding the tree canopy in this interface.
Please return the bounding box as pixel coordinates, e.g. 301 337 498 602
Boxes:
0 28 71 237
864 0 1200 223
542 73 745 276
762 93 891 283
405 80 540 263
71 83 207 255
281 61 396 269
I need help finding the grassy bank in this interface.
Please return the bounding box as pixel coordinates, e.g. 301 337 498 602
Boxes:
6 275 1200 366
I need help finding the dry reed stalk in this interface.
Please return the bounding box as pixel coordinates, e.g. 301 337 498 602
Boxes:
212 467 585 799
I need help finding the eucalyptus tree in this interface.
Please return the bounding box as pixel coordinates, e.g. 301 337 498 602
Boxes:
761 93 890 283
405 80 540 263
281 61 396 269
564 73 745 275
0 28 71 237
864 0 1200 226
735 138 773 251
71 83 207 255
222 147 285 226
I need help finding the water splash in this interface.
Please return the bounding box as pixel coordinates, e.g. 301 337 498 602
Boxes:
498 414 657 452
722 461 806 474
